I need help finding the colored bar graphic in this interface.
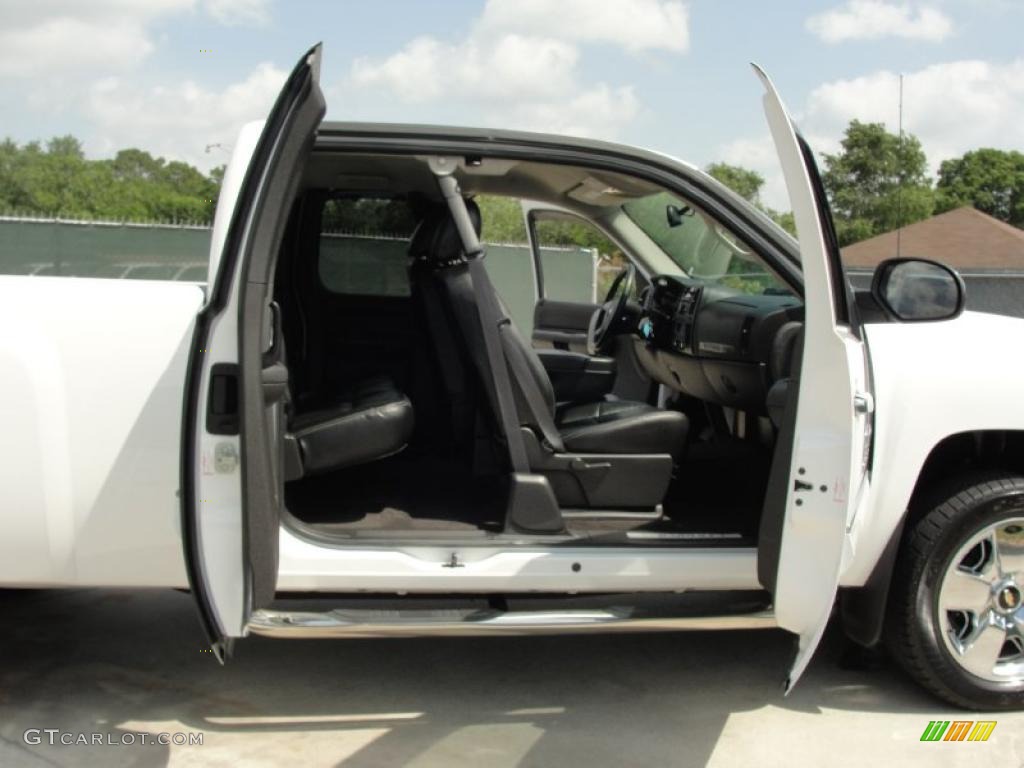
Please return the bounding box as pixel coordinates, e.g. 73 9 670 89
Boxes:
943 721 972 741
968 721 997 742
921 721 949 741
920 720 996 742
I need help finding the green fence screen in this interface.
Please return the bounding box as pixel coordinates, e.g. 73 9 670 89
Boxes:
0 217 595 336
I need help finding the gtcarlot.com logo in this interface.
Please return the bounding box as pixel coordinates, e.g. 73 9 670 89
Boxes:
24 729 203 747
920 720 996 742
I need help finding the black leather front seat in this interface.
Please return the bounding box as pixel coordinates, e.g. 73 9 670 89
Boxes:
413 202 688 467
556 400 688 456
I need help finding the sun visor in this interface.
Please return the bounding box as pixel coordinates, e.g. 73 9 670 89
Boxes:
566 174 652 206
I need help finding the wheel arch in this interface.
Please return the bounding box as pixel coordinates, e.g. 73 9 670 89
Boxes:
842 429 1024 647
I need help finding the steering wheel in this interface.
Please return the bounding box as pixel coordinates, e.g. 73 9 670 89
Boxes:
587 264 636 355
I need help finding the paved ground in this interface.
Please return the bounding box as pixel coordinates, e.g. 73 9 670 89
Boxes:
1 588 1022 767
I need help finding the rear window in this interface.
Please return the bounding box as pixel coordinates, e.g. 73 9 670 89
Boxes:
318 197 418 296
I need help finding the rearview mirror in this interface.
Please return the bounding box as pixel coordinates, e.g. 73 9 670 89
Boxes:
666 204 693 228
871 258 965 322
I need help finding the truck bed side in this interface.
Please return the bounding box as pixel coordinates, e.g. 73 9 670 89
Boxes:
0 276 203 587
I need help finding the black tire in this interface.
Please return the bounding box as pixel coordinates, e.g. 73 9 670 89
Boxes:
886 473 1024 710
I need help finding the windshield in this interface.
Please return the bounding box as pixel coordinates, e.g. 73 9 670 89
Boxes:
622 191 792 296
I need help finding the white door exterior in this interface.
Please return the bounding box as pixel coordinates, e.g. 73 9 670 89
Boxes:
182 45 324 660
757 66 873 689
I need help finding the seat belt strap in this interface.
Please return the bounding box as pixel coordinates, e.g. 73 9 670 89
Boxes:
495 317 565 453
417 269 472 442
436 173 529 472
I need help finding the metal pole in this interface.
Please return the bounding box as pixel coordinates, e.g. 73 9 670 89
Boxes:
896 73 904 259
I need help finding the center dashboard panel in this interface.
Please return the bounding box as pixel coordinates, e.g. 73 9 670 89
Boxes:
634 275 802 412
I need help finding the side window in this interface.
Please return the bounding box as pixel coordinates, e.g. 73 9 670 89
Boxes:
530 212 633 303
318 197 417 296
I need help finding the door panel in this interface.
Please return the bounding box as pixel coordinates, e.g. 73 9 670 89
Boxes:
521 201 601 353
754 65 871 690
182 44 325 660
532 298 595 352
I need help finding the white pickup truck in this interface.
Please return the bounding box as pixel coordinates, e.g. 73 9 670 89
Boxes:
4 45 1024 710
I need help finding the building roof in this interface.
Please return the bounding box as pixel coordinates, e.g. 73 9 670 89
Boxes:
840 206 1024 273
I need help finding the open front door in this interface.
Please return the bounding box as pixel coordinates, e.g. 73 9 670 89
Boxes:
181 44 325 661
519 199 600 351
754 66 872 690
518 199 653 402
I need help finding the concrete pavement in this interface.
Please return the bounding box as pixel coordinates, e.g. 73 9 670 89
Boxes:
1 587 1021 767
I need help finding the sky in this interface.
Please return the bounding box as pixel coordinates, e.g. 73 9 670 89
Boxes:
0 0 1022 209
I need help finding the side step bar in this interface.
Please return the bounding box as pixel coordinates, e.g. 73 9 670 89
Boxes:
247 607 777 639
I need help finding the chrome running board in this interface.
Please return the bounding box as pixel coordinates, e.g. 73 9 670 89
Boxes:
247 606 776 639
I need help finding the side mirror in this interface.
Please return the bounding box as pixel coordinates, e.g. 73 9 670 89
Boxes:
871 258 966 322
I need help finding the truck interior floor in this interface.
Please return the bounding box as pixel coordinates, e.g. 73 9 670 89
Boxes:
285 455 508 533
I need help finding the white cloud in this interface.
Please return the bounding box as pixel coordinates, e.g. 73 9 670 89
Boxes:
718 136 792 213
350 0 682 139
806 1 953 43
0 16 155 78
718 57 1024 211
352 34 579 104
85 62 288 170
204 0 270 26
0 1 191 78
804 59 1024 165
0 0 269 79
477 0 689 53
504 84 641 138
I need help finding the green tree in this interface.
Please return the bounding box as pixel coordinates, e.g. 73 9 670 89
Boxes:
46 135 85 159
321 197 418 235
0 138 28 210
475 195 527 242
706 161 796 237
0 136 223 223
111 148 164 182
822 119 935 246
707 162 764 204
208 165 226 187
936 148 1024 228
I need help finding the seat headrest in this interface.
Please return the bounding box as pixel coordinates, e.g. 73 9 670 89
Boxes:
408 205 447 261
418 198 482 267
769 321 803 383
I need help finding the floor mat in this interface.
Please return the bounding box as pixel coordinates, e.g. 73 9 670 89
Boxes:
661 438 772 537
286 455 507 532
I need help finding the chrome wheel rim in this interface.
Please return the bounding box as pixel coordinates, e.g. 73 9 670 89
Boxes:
938 517 1024 683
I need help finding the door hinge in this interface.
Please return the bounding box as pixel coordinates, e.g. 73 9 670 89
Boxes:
854 392 874 414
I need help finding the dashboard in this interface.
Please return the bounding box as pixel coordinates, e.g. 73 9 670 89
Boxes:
634 274 802 412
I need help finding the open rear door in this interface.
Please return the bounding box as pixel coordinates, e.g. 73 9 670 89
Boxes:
754 66 872 690
181 44 325 661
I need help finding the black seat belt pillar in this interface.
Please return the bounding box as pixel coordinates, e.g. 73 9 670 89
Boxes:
435 171 528 472
433 166 562 533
